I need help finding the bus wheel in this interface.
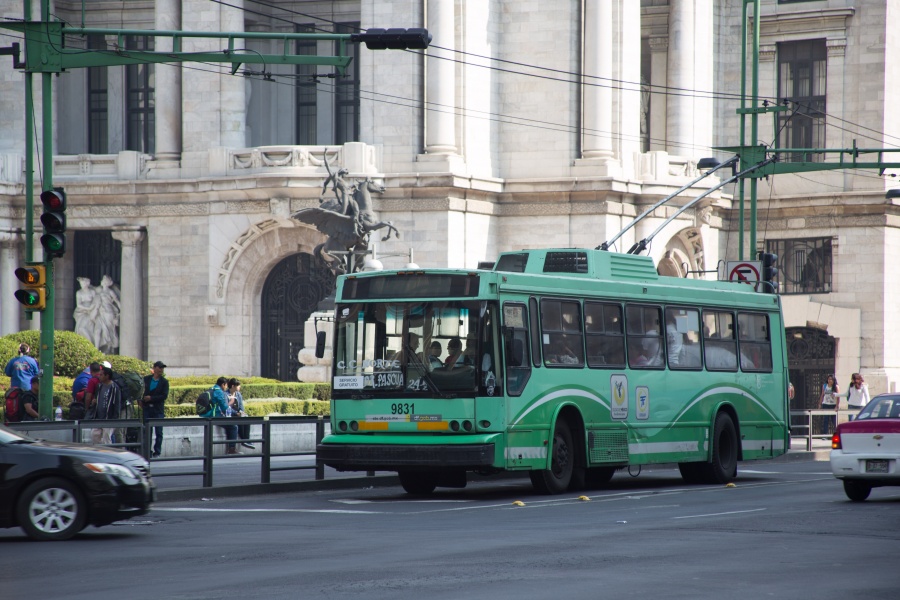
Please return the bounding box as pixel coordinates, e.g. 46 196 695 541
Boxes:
704 412 738 484
530 419 574 494
584 467 616 489
398 471 437 495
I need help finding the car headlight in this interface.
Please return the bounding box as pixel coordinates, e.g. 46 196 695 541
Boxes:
84 462 139 481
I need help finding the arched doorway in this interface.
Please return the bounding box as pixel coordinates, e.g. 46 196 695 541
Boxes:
260 253 334 381
786 326 836 435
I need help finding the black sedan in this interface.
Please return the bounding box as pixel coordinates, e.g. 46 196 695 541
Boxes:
0 424 155 540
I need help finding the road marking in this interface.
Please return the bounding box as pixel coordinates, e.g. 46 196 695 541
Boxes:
742 470 831 476
152 507 381 514
332 499 472 504
673 508 767 520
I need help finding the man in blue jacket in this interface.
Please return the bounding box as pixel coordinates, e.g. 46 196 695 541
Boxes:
142 361 169 458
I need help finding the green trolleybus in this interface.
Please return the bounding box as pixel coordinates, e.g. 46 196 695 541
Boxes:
316 248 790 494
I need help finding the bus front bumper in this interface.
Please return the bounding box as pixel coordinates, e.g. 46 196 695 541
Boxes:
317 441 496 472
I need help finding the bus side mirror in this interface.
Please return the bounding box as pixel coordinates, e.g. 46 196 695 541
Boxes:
315 331 327 359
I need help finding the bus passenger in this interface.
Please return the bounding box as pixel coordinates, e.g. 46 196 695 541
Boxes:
429 341 443 367
632 331 663 367
444 337 464 368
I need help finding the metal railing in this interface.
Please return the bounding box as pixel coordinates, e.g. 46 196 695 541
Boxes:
11 415 329 488
790 409 854 451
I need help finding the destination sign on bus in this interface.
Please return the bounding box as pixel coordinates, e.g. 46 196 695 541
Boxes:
342 274 480 299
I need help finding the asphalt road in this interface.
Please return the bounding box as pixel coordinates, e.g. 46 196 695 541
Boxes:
3 460 898 600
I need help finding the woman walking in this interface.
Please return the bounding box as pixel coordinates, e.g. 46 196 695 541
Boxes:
819 374 839 434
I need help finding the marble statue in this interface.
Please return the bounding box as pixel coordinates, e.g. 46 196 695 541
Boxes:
72 274 121 353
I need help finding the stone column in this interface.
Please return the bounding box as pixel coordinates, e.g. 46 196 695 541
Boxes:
111 229 145 359
154 0 182 161
582 0 614 162
219 0 246 149
666 0 694 156
424 0 456 154
0 231 22 335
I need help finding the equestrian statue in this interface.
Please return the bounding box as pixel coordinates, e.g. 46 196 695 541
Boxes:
292 154 399 275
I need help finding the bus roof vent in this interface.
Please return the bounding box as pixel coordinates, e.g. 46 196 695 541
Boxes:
607 252 659 280
543 251 589 274
495 253 528 272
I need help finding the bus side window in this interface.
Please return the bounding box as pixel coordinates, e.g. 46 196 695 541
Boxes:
738 312 772 372
666 307 701 369
585 302 625 368
541 299 584 367
503 302 532 396
703 310 737 371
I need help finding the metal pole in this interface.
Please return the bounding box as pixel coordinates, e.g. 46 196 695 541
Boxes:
749 0 761 255
315 417 325 480
261 420 271 484
38 68 55 420
203 421 213 487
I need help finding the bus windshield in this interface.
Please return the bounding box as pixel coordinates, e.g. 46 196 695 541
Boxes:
332 300 498 397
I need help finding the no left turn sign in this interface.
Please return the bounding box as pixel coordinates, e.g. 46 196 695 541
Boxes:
727 261 761 284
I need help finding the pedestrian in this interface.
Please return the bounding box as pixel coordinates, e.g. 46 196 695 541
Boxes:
18 377 42 421
227 378 254 450
90 365 122 445
4 343 41 391
72 361 101 402
839 373 870 419
84 360 111 421
819 373 840 434
209 376 238 454
142 361 169 458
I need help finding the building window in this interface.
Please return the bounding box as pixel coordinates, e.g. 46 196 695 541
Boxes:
777 40 826 163
125 35 155 154
766 238 832 295
334 22 360 144
295 23 318 145
87 35 108 154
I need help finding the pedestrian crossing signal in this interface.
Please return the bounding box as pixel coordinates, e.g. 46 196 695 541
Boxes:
14 265 46 311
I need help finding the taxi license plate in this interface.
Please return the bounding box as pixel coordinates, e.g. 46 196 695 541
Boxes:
865 460 888 473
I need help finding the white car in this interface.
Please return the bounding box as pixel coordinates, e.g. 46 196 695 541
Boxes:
830 394 900 501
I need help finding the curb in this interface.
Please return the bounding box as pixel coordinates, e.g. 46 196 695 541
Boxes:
155 450 826 501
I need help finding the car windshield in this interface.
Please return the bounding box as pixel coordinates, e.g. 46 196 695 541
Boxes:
0 423 32 444
332 300 499 397
855 396 900 420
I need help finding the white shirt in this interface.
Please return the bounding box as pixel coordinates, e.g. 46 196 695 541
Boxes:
843 384 870 408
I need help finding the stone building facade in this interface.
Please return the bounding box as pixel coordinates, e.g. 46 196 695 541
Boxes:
0 1 898 406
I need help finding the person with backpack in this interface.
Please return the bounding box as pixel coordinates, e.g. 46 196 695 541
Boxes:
227 378 254 450
201 377 238 454
4 376 41 423
19 377 41 421
70 362 101 421
4 343 41 392
90 366 122 445
141 361 169 458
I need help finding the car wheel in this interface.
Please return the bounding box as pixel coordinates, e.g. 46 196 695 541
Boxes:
398 471 437 495
843 480 872 502
16 477 87 541
530 419 574 494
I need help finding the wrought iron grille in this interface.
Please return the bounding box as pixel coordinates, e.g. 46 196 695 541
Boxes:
786 326 836 435
766 237 832 295
261 253 335 382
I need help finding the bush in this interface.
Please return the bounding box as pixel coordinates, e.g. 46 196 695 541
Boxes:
164 399 328 418
103 355 153 375
1 330 103 378
167 375 281 387
166 382 323 405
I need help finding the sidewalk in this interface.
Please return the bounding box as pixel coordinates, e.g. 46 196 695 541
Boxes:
153 437 829 501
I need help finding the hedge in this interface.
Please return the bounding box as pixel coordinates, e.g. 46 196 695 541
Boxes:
1 330 104 378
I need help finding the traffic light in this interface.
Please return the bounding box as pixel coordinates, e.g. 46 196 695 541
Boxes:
350 28 432 50
14 264 46 311
40 187 66 258
758 251 778 293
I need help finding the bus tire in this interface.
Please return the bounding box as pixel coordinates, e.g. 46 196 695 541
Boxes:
584 467 616 489
530 419 574 494
702 412 738 484
398 471 437 495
